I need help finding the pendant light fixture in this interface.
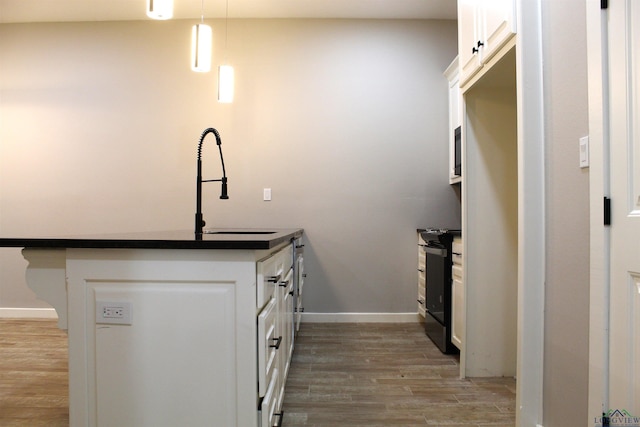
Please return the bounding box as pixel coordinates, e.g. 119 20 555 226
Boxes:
146 0 173 20
191 0 212 72
218 0 234 103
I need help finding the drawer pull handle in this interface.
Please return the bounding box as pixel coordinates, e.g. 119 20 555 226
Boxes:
289 291 294 296
270 336 282 349
278 280 289 288
267 275 281 283
417 298 425 305
417 268 425 273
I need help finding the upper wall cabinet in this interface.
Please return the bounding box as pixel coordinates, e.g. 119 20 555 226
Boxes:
444 57 462 185
458 0 516 87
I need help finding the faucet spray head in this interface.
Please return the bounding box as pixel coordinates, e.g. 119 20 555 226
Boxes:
220 177 229 199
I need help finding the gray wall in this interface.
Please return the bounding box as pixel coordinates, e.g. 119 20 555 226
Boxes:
0 19 460 314
541 0 590 424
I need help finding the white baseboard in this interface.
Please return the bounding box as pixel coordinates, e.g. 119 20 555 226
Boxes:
1 309 420 323
0 308 58 319
301 312 421 323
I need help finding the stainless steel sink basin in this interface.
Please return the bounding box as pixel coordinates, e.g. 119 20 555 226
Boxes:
204 230 277 235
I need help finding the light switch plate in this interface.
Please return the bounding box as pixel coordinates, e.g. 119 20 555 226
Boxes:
579 136 589 168
263 188 272 201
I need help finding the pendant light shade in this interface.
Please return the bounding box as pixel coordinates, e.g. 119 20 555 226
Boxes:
146 0 173 20
218 65 234 103
191 24 212 73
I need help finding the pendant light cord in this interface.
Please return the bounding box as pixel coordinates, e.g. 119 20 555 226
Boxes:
200 0 204 23
224 0 229 57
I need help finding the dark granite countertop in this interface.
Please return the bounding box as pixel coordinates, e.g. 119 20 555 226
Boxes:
0 228 303 250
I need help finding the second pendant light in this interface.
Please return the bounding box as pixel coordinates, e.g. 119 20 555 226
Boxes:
191 23 212 73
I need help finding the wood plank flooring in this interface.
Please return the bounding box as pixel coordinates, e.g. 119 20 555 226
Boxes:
0 319 68 427
282 323 516 426
0 319 515 426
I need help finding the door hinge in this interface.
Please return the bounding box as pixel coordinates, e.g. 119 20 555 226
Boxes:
604 196 611 226
601 0 608 9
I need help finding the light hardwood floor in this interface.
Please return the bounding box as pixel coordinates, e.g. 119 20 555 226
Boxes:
0 319 68 427
0 320 515 426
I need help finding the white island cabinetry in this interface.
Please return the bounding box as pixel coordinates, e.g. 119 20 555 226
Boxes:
417 231 427 318
451 236 464 350
20 231 302 427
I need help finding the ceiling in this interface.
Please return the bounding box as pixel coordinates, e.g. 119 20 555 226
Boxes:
0 0 457 23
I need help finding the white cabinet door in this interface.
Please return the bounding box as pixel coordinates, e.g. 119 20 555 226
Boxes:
279 268 294 374
480 0 516 64
294 251 305 332
451 269 464 350
451 238 464 351
458 0 481 85
445 57 462 184
458 0 516 87
258 297 278 398
259 369 279 427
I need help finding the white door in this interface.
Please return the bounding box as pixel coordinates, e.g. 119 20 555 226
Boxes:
607 0 640 417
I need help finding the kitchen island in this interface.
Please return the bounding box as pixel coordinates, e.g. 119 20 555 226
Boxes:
0 228 304 427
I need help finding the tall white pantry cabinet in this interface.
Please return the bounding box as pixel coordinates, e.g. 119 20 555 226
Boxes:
22 237 303 427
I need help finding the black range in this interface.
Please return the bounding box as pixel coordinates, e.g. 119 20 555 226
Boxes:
420 228 461 354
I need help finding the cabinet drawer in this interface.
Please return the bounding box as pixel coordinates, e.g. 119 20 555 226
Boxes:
418 285 426 318
451 276 464 350
452 238 463 256
452 265 463 280
258 245 294 310
257 297 279 398
259 368 279 427
452 238 463 266
281 244 294 272
280 267 294 295
256 255 284 311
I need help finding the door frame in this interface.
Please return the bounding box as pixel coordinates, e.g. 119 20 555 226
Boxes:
514 0 546 425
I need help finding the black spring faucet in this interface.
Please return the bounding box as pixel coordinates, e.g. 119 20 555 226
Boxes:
195 128 228 239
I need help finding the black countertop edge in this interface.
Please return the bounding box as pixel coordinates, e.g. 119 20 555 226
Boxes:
0 229 304 251
417 228 462 236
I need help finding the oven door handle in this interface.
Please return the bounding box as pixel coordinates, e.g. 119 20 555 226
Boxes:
424 246 447 256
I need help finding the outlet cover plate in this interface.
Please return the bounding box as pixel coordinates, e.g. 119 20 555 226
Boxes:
96 301 133 325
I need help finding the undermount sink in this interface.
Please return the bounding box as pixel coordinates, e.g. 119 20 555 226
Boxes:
204 230 277 235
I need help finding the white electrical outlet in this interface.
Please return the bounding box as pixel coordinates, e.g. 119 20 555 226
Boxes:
96 301 133 325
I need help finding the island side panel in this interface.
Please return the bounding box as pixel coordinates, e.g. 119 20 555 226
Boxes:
65 248 258 427
22 248 68 329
